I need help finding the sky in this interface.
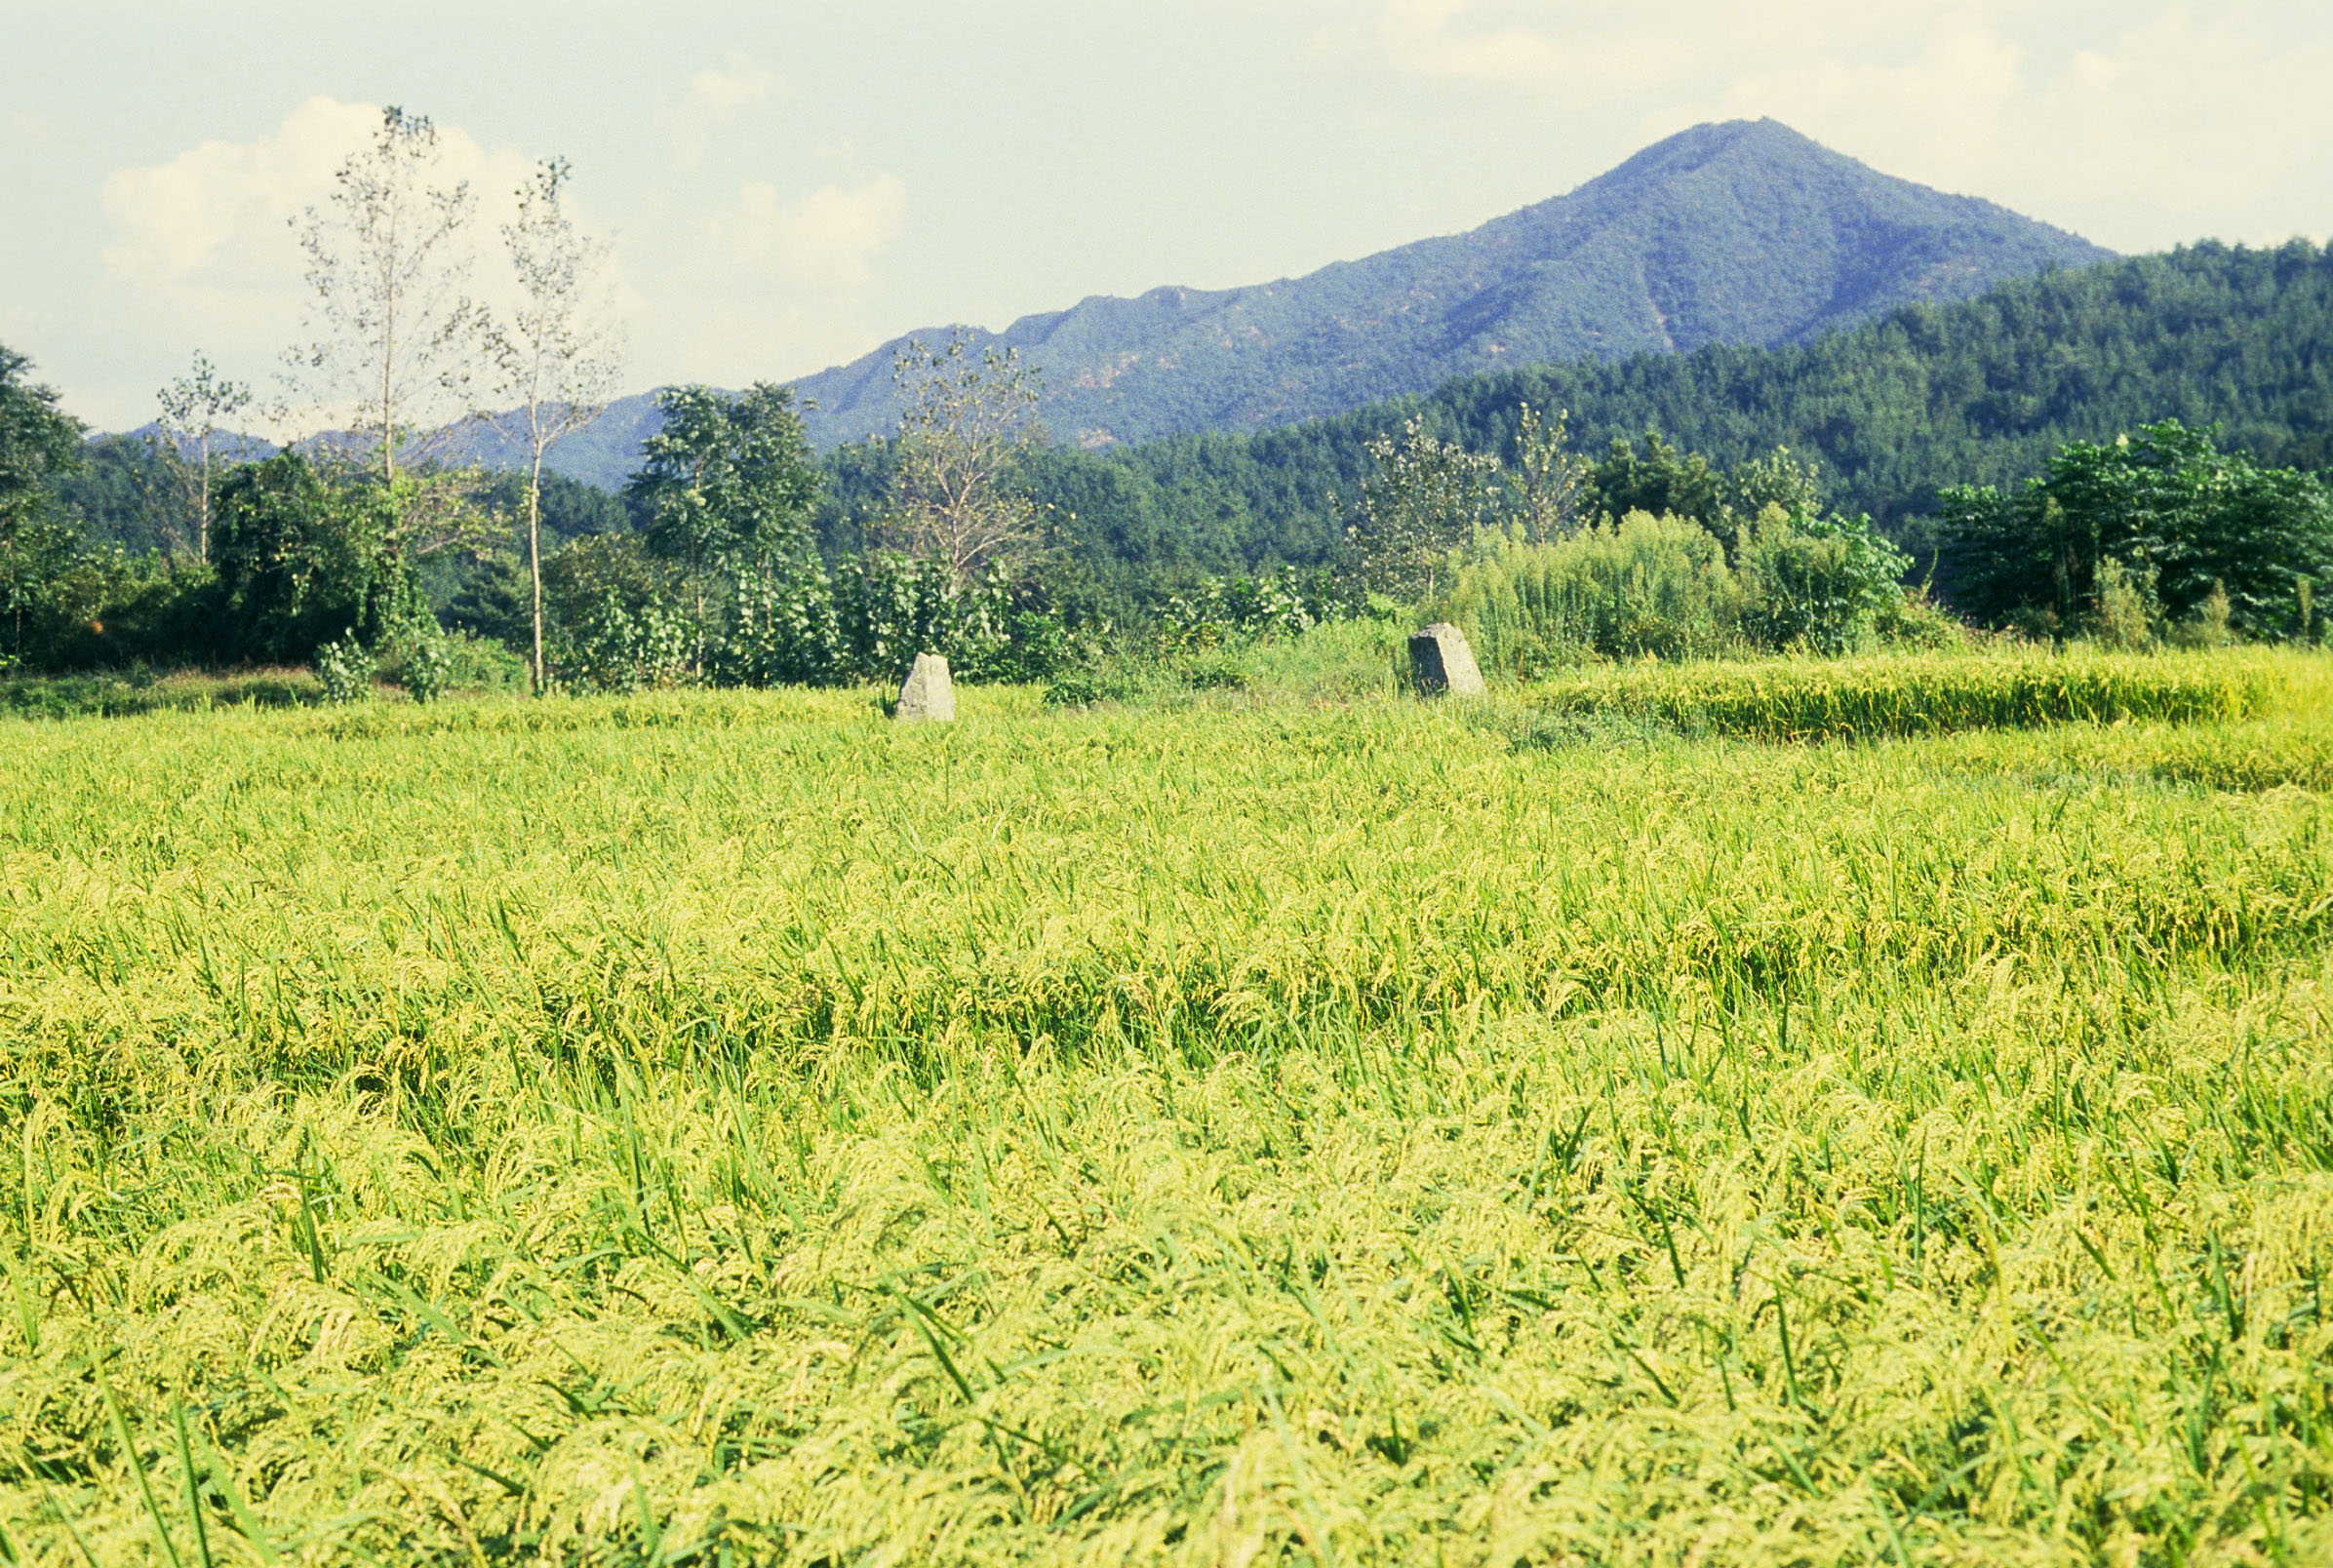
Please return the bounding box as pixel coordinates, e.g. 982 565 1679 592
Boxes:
4 0 2329 432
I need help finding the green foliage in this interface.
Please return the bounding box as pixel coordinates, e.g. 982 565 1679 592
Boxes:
627 383 818 573
1435 514 1744 676
0 345 84 530
476 465 627 545
0 345 88 668
1734 508 1912 653
1346 414 1501 598
54 434 184 555
388 625 454 704
626 382 822 672
210 451 417 663
1937 419 2333 638
313 633 371 704
1158 564 1351 648
0 667 317 718
995 241 2333 588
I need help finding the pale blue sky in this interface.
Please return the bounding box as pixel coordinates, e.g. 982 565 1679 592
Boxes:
5 0 2328 429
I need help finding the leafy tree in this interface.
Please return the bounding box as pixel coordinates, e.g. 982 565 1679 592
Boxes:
624 383 819 671
1346 413 1499 598
540 531 689 691
210 451 414 662
57 435 180 555
1504 404 1590 541
483 157 624 692
1937 420 2333 638
1590 432 1724 530
889 335 1048 579
0 345 87 665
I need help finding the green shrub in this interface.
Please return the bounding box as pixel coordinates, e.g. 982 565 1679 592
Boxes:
1431 512 1744 679
1734 508 1912 653
395 632 454 706
314 634 372 705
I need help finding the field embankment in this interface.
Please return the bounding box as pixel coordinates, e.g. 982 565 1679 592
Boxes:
3 652 2330 1564
1519 647 2291 742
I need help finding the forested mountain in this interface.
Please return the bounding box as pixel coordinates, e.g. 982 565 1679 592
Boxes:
786 119 2107 451
500 119 2108 485
990 240 2333 581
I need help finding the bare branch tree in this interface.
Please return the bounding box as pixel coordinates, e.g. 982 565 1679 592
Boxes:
154 350 252 564
889 335 1047 580
285 105 477 485
483 158 624 693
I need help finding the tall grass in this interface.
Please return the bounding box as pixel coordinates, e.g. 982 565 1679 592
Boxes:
2 655 2330 1563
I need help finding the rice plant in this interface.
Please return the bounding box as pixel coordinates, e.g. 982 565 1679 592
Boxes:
2 651 2330 1564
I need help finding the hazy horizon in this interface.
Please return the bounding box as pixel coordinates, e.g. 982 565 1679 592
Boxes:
5 0 2328 431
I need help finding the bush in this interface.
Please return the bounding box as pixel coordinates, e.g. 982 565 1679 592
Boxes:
1432 512 1745 678
1734 508 1913 654
1870 585 1966 650
2089 558 2159 649
314 634 372 705
394 631 454 706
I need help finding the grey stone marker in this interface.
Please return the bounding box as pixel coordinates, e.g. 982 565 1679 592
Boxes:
894 651 957 723
1408 622 1487 697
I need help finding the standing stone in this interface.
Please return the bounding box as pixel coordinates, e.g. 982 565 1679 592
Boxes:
894 651 957 723
1408 623 1486 697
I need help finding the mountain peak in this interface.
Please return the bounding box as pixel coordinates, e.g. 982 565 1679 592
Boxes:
519 123 2114 482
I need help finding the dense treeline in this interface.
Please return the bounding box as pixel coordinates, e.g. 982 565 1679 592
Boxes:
996 240 2333 577
10 242 2333 693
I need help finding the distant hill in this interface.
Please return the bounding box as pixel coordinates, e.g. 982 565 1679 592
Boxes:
988 239 2333 581
510 119 2112 486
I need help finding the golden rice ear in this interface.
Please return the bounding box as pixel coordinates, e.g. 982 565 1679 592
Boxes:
9 649 2324 1562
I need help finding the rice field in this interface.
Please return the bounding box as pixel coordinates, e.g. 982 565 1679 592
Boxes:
3 649 2332 1565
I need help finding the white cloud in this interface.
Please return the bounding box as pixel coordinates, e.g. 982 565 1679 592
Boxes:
94 98 575 426
705 174 907 290
1711 6 2333 250
99 98 375 291
1325 1 2333 252
643 172 908 386
673 52 785 167
1371 0 1571 87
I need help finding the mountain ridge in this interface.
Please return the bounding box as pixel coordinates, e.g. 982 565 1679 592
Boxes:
135 121 2116 488
771 119 2111 454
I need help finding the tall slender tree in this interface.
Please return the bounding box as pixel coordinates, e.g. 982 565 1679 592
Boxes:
154 350 252 564
286 105 477 485
484 158 624 693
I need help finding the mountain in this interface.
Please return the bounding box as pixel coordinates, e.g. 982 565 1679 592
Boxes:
506 120 2110 487
782 120 2110 453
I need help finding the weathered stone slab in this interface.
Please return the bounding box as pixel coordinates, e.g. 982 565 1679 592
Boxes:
895 651 957 723
1408 623 1486 697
